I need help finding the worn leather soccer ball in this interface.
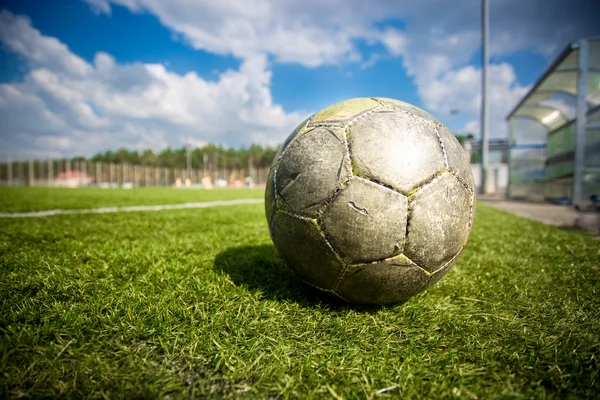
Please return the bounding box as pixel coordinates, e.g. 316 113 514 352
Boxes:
265 97 475 305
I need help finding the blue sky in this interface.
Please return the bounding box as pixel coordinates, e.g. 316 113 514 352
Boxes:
0 0 598 161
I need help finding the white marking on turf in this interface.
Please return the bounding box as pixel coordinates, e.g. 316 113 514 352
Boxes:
0 199 264 218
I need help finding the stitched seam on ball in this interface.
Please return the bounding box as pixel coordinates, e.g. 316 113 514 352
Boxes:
433 125 450 169
447 169 475 196
344 105 450 198
343 126 354 179
345 127 407 197
412 262 431 276
331 289 353 304
333 264 349 293
403 197 412 254
406 169 448 199
345 106 383 128
274 124 320 170
466 194 475 243
429 249 461 276
310 122 344 128
278 209 314 221
315 126 354 216
269 168 279 237
319 220 349 293
370 97 389 108
298 276 335 293
468 197 474 231
315 217 347 266
382 254 432 277
444 171 475 240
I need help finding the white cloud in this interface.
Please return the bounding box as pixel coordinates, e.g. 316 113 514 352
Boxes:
0 11 92 77
379 28 406 56
2 1 599 160
419 63 530 139
0 11 306 161
84 0 379 67
81 0 598 142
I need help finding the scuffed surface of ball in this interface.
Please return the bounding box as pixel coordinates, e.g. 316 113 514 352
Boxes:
265 97 475 305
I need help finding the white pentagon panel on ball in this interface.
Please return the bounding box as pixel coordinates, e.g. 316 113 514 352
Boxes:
348 111 446 194
264 167 276 231
436 124 475 190
405 172 473 272
271 212 344 291
336 255 430 304
320 177 407 264
311 97 380 124
275 126 350 217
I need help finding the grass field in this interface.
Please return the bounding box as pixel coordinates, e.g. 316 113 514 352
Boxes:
1 187 599 398
0 187 264 213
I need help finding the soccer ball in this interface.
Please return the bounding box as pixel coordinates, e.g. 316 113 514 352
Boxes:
265 97 475 305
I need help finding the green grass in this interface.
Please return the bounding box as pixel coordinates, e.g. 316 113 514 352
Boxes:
0 187 264 213
1 188 599 399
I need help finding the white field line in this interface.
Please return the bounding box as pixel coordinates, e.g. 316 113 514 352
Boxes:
0 198 264 218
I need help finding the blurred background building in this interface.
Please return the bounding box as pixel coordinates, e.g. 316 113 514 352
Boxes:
506 37 600 209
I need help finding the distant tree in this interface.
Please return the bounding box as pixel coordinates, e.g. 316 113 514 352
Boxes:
454 133 475 145
140 149 157 166
88 142 282 170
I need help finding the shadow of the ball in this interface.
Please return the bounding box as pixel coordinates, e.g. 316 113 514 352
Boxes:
213 244 407 311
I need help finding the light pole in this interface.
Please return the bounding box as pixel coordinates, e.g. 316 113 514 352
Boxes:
480 0 490 195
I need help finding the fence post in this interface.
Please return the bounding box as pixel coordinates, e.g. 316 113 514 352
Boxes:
18 162 24 186
48 159 53 186
95 162 101 184
82 161 87 186
7 157 12 186
28 159 34 186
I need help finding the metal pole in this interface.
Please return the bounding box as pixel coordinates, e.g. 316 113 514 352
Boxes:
480 0 490 194
573 38 589 208
507 117 514 199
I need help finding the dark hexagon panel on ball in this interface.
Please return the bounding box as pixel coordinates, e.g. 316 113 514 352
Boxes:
320 177 407 265
265 97 475 305
275 126 350 218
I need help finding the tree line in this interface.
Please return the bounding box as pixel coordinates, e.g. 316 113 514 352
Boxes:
88 144 279 170
76 133 472 171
